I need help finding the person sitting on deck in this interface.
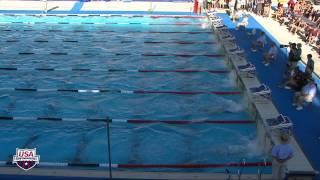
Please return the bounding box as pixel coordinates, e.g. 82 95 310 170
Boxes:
272 5 285 20
283 67 309 91
236 15 249 30
305 27 319 45
288 17 305 35
251 31 267 52
292 78 317 110
231 10 243 21
262 43 278 66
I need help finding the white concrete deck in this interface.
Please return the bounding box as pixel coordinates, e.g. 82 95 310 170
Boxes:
0 1 74 10
249 13 320 77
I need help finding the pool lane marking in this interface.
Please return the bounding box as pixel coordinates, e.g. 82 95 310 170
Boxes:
0 161 271 168
0 52 225 57
2 39 216 45
0 22 203 26
0 67 230 73
1 29 212 34
0 116 254 124
0 88 241 95
0 14 205 19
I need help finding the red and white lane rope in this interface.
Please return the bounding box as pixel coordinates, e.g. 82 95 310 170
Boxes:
0 116 255 124
0 88 242 95
0 67 230 73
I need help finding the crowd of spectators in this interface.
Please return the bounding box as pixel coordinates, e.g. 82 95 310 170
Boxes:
271 0 320 55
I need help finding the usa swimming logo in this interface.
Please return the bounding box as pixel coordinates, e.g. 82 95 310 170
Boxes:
13 148 40 171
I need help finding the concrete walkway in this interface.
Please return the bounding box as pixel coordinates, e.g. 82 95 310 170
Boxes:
222 12 320 179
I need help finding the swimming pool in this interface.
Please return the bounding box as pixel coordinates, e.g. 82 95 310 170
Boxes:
0 15 271 174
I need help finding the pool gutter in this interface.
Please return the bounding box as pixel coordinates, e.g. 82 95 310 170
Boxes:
0 166 273 179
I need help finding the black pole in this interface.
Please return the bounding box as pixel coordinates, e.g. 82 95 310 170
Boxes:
107 120 112 179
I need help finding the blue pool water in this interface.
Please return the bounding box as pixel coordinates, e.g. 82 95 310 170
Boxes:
0 15 270 173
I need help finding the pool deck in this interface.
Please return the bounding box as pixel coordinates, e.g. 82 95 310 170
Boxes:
216 11 320 179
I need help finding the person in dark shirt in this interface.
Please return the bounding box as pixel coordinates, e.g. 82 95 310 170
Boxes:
287 43 301 70
284 68 309 91
305 54 314 76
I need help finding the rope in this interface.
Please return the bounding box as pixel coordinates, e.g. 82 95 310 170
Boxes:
1 14 204 19
0 116 254 124
4 39 216 44
1 29 212 34
0 88 241 95
0 67 230 73
0 52 225 57
0 22 202 26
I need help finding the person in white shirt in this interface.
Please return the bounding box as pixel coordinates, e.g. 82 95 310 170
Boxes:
251 31 267 52
293 78 317 110
198 0 204 15
229 0 236 15
271 133 294 180
232 10 243 21
236 15 248 29
263 43 278 66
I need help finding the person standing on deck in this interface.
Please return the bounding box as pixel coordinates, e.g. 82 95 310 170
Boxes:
198 0 204 14
271 133 294 180
256 0 264 15
305 54 314 77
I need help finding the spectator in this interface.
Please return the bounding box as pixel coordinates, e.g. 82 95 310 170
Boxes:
305 28 319 44
236 14 249 29
256 0 264 15
263 0 272 17
271 133 294 180
292 78 317 110
263 43 278 66
287 0 295 12
219 0 224 8
305 54 314 76
207 0 212 10
198 0 204 14
296 43 302 61
246 0 254 12
251 31 267 52
229 0 236 15
231 10 243 21
284 68 309 91
287 43 300 70
272 5 284 20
